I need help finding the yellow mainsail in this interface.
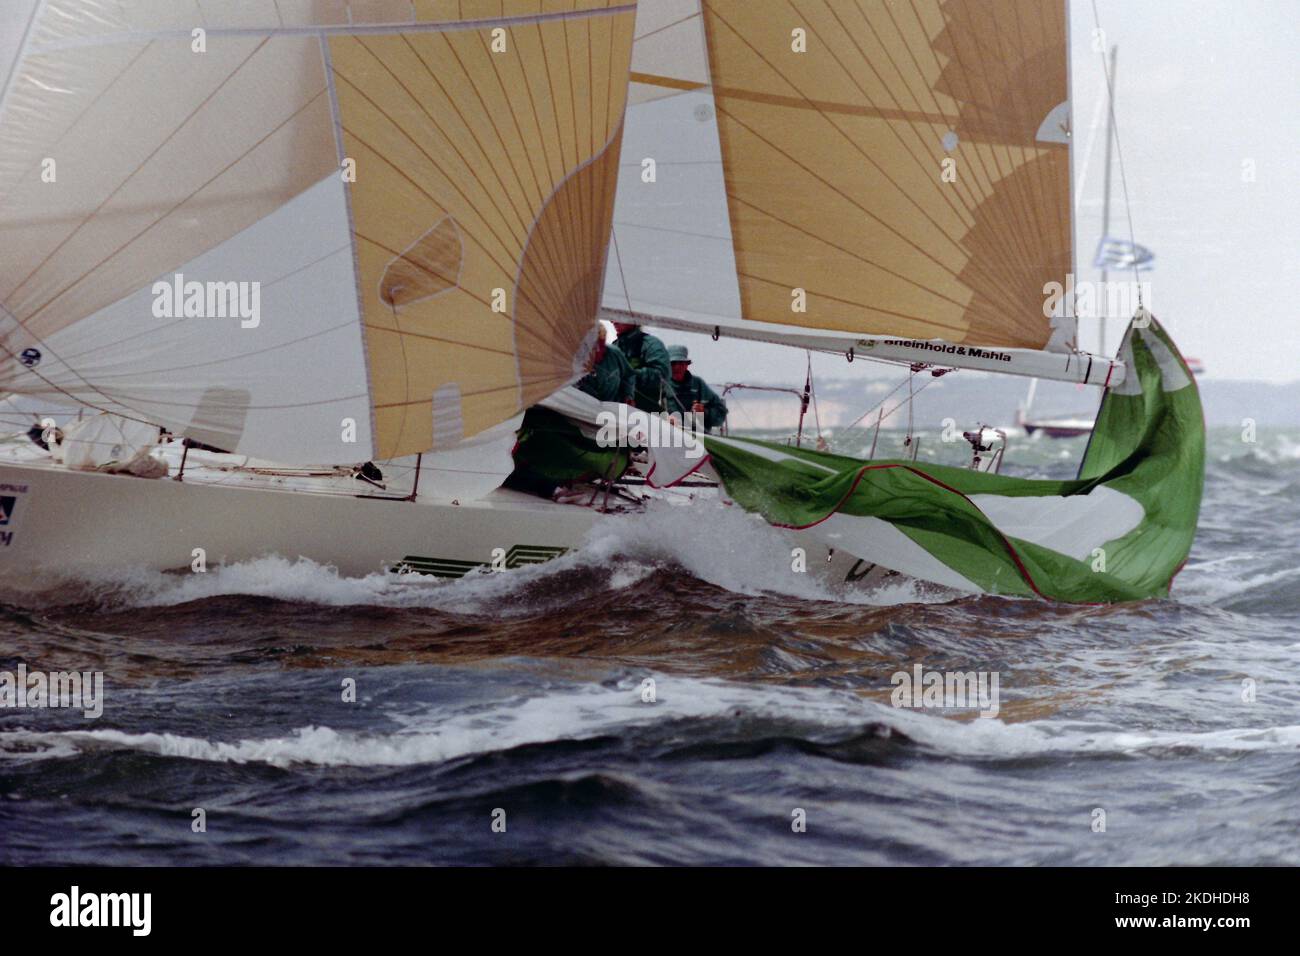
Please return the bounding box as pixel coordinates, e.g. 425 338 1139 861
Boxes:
0 0 635 462
608 0 1075 352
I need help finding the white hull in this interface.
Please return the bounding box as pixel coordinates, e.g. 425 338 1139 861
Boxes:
0 456 597 584
0 452 914 598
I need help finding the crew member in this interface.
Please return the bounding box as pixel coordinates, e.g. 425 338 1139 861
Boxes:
666 345 728 433
577 332 634 404
611 321 671 413
504 326 633 500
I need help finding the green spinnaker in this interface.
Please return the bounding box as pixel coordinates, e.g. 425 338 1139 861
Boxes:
701 319 1205 603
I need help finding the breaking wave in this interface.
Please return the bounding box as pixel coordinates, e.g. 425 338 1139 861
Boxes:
7 499 943 612
5 675 1299 770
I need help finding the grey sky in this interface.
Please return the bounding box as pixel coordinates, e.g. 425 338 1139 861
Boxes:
639 0 1300 387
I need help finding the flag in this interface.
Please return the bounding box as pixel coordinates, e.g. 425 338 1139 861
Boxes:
1093 236 1155 271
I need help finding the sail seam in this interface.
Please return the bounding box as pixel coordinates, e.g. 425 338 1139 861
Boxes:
50 239 354 363
707 4 1003 341
320 34 377 461
504 12 634 411
634 11 700 44
13 38 279 331
697 2 748 323
0 301 152 424
0 0 43 125
0 40 154 211
28 6 640 56
872 1 1031 301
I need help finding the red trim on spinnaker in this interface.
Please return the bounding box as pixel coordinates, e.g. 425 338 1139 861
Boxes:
756 460 1052 600
1168 556 1189 592
644 452 714 489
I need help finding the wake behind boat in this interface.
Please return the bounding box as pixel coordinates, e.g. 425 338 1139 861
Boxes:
0 0 1204 603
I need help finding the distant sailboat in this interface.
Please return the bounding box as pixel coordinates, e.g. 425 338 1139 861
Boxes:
0 0 1204 603
1016 379 1097 438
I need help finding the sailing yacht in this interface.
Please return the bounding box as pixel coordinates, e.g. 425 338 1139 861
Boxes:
0 1 1203 603
1017 412 1096 439
1016 379 1097 438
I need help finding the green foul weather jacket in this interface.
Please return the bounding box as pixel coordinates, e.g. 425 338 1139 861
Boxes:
668 372 728 432
614 327 672 413
577 342 635 404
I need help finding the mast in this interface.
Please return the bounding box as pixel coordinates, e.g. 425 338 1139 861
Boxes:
1099 44 1118 356
1063 0 1079 351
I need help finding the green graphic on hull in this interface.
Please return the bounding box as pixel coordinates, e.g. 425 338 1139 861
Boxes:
392 545 569 578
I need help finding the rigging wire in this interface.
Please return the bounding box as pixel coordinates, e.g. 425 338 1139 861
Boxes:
611 228 635 315
807 352 826 448
905 371 915 448
1089 0 1145 309
838 362 956 435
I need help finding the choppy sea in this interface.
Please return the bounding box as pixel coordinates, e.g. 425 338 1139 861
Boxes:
2 426 1297 866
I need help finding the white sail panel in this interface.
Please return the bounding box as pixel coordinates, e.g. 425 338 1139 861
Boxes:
606 88 741 324
6 175 373 462
0 2 39 101
627 0 708 104
0 33 338 342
